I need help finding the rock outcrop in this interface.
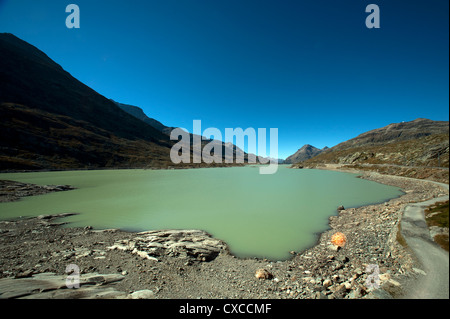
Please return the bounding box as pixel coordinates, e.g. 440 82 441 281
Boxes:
0 180 75 203
108 229 229 262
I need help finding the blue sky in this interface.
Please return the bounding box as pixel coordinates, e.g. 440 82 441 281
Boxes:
0 0 448 159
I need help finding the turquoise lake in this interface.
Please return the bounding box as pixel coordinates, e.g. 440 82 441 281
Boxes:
0 166 403 260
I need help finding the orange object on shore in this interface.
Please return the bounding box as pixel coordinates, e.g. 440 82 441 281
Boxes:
331 232 347 247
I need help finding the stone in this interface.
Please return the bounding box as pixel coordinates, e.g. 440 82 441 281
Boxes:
109 229 227 262
412 268 427 276
346 288 362 299
315 291 327 299
364 288 393 299
127 290 155 299
0 272 125 299
132 249 159 262
107 242 130 251
387 279 401 287
379 273 391 281
255 269 272 280
328 244 340 252
323 279 332 288
331 232 347 247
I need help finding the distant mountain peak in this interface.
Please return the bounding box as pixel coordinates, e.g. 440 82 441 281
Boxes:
284 144 324 164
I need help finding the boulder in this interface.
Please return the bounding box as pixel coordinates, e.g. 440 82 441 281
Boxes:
323 279 332 288
127 290 155 299
255 269 273 280
108 229 228 262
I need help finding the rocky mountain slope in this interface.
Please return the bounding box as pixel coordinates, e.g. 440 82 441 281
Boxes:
0 33 260 171
290 118 449 182
0 33 177 170
284 145 328 164
299 118 449 167
0 33 168 144
331 118 448 151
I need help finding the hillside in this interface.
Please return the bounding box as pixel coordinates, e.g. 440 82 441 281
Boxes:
0 33 266 171
0 33 178 170
0 103 175 170
330 118 448 151
291 119 449 182
0 33 169 144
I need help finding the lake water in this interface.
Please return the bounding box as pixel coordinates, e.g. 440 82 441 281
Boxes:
0 166 403 260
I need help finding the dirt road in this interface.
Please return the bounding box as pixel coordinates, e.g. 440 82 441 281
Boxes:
400 181 449 299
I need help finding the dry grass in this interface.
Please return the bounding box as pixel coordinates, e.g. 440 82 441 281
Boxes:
434 234 449 252
425 201 449 228
425 200 449 251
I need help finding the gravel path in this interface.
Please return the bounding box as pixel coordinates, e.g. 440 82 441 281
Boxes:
400 181 449 299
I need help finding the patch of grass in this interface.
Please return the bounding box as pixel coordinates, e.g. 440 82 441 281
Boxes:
425 200 449 251
425 201 449 228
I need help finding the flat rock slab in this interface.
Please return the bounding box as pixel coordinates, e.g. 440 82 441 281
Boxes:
0 180 76 203
108 229 229 262
0 272 126 299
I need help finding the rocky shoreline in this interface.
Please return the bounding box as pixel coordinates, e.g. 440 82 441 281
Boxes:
0 171 448 299
0 180 75 203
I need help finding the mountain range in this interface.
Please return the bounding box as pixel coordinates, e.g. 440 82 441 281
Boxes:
0 33 269 170
0 33 448 173
112 100 275 164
